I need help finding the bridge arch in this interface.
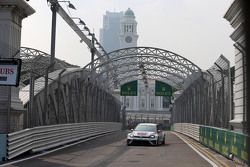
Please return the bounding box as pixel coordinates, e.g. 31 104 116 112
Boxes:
83 47 202 90
19 47 78 85
18 47 120 127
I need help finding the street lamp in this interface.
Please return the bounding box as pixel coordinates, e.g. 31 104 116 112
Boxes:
72 17 86 26
58 1 76 10
83 26 90 32
78 19 85 25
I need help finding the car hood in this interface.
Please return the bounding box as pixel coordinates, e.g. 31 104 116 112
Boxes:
132 131 156 137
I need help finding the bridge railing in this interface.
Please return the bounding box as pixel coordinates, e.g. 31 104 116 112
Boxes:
173 123 200 141
19 68 121 129
6 122 121 160
173 55 232 129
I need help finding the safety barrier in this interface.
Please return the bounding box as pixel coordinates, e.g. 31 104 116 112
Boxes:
0 134 6 162
173 123 249 164
200 126 249 164
173 123 200 141
7 122 121 160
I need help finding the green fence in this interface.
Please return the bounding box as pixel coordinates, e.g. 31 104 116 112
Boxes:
200 126 249 163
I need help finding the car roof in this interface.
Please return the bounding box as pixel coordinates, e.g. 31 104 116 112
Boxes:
137 123 157 126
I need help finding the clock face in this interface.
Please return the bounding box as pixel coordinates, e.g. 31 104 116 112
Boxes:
125 36 133 43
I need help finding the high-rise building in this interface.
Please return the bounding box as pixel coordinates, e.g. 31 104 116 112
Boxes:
99 11 123 53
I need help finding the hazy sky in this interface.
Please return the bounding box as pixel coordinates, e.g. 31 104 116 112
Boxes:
21 0 234 70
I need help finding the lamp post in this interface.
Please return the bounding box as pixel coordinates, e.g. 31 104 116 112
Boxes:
44 0 76 125
43 62 55 125
28 69 35 128
49 1 58 72
90 33 95 70
48 0 76 72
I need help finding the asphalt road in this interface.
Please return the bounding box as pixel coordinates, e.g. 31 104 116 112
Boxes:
5 131 212 167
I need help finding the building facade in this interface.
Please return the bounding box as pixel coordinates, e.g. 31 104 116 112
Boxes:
0 0 35 133
119 8 138 48
224 0 246 132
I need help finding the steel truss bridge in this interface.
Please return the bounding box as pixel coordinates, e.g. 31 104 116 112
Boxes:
2 0 248 165
3 45 234 162
14 0 231 131
17 45 231 131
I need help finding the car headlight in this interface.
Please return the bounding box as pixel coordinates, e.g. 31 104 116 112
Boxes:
150 135 155 138
128 133 134 137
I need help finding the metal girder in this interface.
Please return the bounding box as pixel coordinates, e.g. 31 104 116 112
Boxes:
47 0 107 60
82 47 202 90
18 47 78 85
97 66 183 89
108 74 182 90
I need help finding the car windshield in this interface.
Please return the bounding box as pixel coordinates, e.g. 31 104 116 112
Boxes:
134 125 157 132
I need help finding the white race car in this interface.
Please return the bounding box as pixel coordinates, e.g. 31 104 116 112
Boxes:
127 123 165 146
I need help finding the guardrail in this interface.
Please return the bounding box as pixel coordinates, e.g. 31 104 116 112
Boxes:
200 125 249 164
173 123 249 164
173 123 200 141
7 122 121 160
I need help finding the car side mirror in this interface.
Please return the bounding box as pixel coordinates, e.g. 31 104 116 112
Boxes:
131 129 134 132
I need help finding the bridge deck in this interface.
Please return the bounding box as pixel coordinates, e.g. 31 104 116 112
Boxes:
8 131 241 167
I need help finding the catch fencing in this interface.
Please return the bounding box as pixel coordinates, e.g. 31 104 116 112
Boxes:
173 55 232 129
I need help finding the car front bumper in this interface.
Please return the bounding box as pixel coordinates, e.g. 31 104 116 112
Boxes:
127 136 158 145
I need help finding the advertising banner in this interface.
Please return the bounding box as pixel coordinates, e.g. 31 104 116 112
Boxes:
120 80 137 96
0 59 22 86
155 80 172 96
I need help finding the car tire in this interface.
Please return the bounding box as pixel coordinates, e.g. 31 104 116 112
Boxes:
156 138 160 146
127 140 131 146
162 136 165 145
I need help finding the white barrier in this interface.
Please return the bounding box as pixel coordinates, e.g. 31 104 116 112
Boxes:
173 123 200 141
7 122 121 160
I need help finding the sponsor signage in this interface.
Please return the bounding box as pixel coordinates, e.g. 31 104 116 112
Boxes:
120 80 137 96
0 59 22 86
155 80 172 96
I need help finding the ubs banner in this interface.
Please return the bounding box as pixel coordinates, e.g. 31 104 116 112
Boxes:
0 59 22 87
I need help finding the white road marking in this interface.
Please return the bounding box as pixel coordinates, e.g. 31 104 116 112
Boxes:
173 132 218 167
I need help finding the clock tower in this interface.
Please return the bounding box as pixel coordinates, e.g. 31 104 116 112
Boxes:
119 8 138 48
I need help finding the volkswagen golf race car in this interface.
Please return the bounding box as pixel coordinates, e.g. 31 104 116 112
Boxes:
127 123 165 146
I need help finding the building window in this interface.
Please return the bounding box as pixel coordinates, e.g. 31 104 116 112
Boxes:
126 25 129 32
163 96 170 108
151 88 154 95
104 16 109 29
140 88 145 95
150 98 154 108
141 98 145 108
126 98 129 108
128 25 133 32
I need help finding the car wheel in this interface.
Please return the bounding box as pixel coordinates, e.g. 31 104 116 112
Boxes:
127 140 131 146
162 136 165 145
156 138 160 146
